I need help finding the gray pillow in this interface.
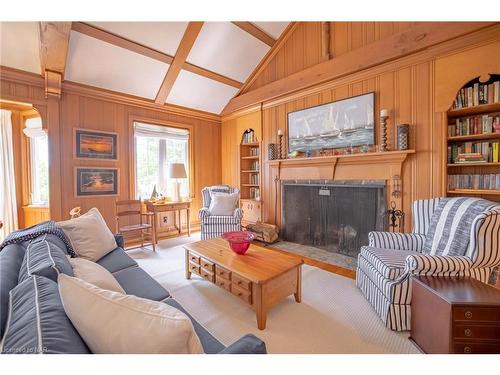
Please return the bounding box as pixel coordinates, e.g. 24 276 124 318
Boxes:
0 275 89 354
18 235 73 283
208 192 239 216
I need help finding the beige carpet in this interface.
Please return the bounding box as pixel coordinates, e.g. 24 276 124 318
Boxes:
128 234 419 354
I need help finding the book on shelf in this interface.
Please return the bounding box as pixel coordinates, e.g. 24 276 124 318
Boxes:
453 79 500 109
249 187 260 200
447 114 499 137
249 173 259 185
448 174 500 190
242 130 255 144
447 143 500 164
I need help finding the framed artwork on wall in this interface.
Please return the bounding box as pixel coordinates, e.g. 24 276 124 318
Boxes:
75 167 119 197
74 128 118 160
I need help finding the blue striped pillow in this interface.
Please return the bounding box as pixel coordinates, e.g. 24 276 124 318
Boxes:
422 197 496 256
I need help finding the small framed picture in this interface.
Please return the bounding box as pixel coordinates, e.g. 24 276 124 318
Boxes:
75 167 119 197
74 128 118 160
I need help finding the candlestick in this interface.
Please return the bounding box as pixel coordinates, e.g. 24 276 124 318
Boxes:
277 129 283 136
380 109 389 152
278 133 284 159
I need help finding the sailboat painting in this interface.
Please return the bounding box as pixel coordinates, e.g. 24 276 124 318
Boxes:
287 92 374 153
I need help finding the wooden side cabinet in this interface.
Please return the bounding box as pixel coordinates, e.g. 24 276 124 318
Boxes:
410 276 500 354
240 198 261 225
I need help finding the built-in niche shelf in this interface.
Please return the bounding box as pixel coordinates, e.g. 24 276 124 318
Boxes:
445 74 500 200
240 128 262 225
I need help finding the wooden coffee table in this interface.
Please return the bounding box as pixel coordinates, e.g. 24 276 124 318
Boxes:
184 238 303 330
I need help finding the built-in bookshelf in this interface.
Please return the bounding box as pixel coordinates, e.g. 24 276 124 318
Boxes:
446 74 500 201
239 129 262 225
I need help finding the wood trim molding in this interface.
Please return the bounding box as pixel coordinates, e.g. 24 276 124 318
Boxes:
61 80 221 123
155 22 204 104
232 22 276 47
71 22 242 89
222 22 496 115
237 22 299 96
221 103 262 122
0 65 45 87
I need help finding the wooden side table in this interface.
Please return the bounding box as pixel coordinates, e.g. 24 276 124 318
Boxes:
411 276 500 354
145 200 191 243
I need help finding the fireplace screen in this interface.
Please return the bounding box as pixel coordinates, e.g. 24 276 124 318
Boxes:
282 180 386 258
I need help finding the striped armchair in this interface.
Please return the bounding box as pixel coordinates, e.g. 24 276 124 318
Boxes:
356 198 500 331
199 185 242 240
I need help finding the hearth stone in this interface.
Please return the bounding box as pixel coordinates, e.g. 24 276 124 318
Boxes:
282 180 386 258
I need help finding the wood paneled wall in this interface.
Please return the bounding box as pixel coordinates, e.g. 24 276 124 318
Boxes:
222 22 500 229
248 22 419 91
1 70 222 231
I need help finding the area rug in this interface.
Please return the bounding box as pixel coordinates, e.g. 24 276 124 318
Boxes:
128 237 419 354
268 240 358 271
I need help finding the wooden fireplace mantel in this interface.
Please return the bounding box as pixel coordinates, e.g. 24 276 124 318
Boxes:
267 150 415 181
267 150 415 226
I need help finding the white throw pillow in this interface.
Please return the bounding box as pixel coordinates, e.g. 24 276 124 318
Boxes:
57 207 117 261
58 274 204 354
68 257 125 293
208 192 239 216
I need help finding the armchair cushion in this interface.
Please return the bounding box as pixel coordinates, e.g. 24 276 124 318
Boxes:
359 246 408 280
208 192 239 216
423 197 497 257
368 231 426 252
405 254 473 275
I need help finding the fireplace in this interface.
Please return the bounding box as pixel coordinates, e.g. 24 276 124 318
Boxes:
281 180 387 258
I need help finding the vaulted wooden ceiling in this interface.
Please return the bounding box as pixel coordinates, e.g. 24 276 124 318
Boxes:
0 21 290 114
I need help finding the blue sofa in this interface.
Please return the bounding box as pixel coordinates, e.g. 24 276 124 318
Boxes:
0 233 266 354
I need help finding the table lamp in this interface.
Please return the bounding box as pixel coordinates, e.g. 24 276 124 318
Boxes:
168 163 187 202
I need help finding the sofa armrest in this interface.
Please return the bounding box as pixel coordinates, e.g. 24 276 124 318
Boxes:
368 231 426 252
218 334 267 354
405 254 473 276
199 207 211 220
233 207 243 221
114 233 124 248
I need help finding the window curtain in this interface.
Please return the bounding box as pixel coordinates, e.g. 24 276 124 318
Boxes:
0 109 18 241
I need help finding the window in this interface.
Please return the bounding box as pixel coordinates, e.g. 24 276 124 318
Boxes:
134 122 189 199
24 117 49 206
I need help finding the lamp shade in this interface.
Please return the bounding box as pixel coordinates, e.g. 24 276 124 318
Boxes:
168 163 187 179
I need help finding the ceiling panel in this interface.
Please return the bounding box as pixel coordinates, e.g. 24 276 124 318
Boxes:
251 22 289 39
66 31 169 99
87 22 188 56
187 22 270 82
166 69 238 114
0 22 41 74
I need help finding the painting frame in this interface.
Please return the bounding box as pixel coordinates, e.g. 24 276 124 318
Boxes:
74 128 119 161
74 167 119 198
287 92 375 153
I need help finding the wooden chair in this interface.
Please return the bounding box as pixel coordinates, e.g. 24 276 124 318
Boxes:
115 200 156 251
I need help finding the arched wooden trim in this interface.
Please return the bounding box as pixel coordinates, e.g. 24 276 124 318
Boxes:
434 38 500 112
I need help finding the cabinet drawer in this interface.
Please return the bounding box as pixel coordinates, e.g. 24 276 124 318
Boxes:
232 273 252 291
200 257 214 272
200 268 214 283
189 262 200 275
231 284 252 305
453 342 500 354
188 252 200 265
453 307 500 323
215 265 231 280
453 325 500 340
215 275 231 291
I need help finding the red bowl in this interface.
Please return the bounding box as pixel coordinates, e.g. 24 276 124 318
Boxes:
222 231 256 255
